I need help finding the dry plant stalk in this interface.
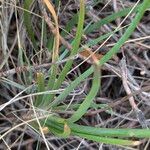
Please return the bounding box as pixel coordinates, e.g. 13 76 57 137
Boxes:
42 0 60 62
120 57 148 128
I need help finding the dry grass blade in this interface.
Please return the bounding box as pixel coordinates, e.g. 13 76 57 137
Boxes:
42 0 59 61
120 57 148 128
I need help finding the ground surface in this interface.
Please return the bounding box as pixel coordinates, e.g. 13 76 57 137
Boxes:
0 0 150 150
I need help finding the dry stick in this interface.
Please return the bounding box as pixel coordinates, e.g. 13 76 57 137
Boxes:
0 114 53 140
10 139 35 149
0 56 77 77
120 57 148 128
30 96 50 150
107 35 150 47
126 48 148 75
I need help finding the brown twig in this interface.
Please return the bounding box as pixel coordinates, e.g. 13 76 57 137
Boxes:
120 57 148 128
0 56 77 77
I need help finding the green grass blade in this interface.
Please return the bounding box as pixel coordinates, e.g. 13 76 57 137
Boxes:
1 78 26 90
69 123 150 138
54 122 71 138
85 3 150 34
54 102 111 113
47 35 54 51
44 118 139 146
42 116 150 139
73 133 140 146
54 0 60 8
34 72 45 107
23 0 37 49
61 13 78 37
68 65 101 123
54 0 85 88
41 116 150 146
85 27 127 48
